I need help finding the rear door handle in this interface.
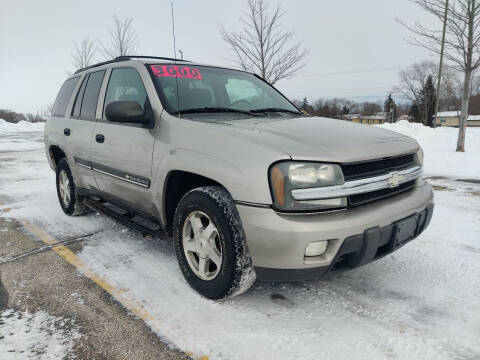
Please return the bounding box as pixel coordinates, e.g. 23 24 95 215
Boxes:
64 128 70 136
95 134 105 143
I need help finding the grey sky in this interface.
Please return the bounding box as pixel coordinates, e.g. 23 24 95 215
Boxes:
0 0 439 114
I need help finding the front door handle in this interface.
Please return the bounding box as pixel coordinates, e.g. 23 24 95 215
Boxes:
64 128 70 136
95 134 105 143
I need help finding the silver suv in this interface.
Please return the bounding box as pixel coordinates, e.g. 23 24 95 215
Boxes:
45 56 434 299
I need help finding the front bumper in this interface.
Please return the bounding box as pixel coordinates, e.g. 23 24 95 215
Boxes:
237 181 434 281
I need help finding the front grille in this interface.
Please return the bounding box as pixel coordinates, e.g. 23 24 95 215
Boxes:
348 180 416 207
341 154 415 181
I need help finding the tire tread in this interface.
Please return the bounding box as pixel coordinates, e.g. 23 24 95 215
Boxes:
174 186 256 299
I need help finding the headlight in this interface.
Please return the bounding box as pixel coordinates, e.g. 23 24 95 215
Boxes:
269 162 346 212
414 147 424 166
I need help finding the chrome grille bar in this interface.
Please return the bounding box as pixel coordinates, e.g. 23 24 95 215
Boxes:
291 166 423 201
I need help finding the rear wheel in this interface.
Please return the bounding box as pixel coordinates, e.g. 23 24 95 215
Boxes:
173 186 256 300
56 158 87 216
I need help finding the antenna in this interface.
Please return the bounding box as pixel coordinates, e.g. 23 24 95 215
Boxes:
171 1 180 117
171 1 177 60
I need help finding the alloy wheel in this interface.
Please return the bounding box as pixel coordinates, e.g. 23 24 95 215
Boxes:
182 211 223 281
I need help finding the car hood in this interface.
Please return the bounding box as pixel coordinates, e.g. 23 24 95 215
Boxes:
217 116 419 163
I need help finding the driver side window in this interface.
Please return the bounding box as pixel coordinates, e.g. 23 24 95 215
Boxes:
103 68 148 118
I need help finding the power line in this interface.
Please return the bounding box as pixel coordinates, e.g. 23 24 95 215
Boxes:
296 65 405 78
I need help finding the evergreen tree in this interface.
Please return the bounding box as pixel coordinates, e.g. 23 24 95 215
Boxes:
341 105 350 115
418 75 436 127
384 94 397 122
301 97 309 110
409 103 421 123
299 97 314 115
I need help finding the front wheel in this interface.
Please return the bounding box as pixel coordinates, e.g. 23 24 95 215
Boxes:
173 186 256 300
56 158 87 216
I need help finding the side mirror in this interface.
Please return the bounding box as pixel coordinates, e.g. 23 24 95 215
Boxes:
105 101 149 124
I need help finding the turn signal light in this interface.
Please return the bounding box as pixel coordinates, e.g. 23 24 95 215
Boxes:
271 167 285 206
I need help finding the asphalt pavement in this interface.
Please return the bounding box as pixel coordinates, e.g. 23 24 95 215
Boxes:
0 217 190 360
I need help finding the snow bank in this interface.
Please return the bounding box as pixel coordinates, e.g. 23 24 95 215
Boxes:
378 120 480 178
0 119 45 132
1 123 480 359
0 309 80 359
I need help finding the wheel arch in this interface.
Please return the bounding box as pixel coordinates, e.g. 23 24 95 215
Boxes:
163 170 225 232
48 145 67 169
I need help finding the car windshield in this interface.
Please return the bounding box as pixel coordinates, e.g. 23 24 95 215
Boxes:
149 64 301 116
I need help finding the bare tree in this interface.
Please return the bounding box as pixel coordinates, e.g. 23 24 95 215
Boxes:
399 0 480 151
220 0 308 85
71 38 96 71
46 103 54 117
312 98 356 118
360 102 383 116
99 15 138 59
395 60 438 116
394 60 464 123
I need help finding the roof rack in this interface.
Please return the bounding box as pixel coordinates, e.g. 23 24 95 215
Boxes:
73 55 189 74
73 58 129 74
116 55 190 62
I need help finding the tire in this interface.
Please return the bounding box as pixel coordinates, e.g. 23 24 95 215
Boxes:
173 186 256 300
56 157 87 216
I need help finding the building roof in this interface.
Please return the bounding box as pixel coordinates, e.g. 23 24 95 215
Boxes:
341 114 361 119
436 111 460 117
435 111 480 121
341 114 385 120
362 115 385 120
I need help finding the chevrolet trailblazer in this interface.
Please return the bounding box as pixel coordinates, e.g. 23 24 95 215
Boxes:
45 56 434 299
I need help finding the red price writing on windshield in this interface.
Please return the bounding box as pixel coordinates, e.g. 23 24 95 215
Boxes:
150 65 202 80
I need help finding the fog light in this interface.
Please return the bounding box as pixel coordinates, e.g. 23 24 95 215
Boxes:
305 240 328 257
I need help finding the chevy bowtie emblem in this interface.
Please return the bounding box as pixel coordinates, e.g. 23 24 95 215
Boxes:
388 172 405 188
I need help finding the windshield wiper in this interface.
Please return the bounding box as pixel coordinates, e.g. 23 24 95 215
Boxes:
174 107 259 116
250 107 302 115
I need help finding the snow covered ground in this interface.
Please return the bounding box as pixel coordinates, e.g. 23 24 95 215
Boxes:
0 121 479 359
0 119 45 132
0 309 80 360
379 120 480 178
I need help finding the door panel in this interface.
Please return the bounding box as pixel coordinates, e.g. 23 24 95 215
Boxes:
68 118 96 190
66 74 99 191
90 123 155 212
90 67 155 213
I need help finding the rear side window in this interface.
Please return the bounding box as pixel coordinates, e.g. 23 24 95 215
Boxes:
52 77 80 117
104 68 148 114
72 76 88 118
80 70 105 120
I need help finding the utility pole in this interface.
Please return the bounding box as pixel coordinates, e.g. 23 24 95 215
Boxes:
433 0 449 128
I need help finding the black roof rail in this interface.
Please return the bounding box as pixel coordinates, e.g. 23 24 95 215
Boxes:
73 55 190 75
115 55 190 62
73 57 129 74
